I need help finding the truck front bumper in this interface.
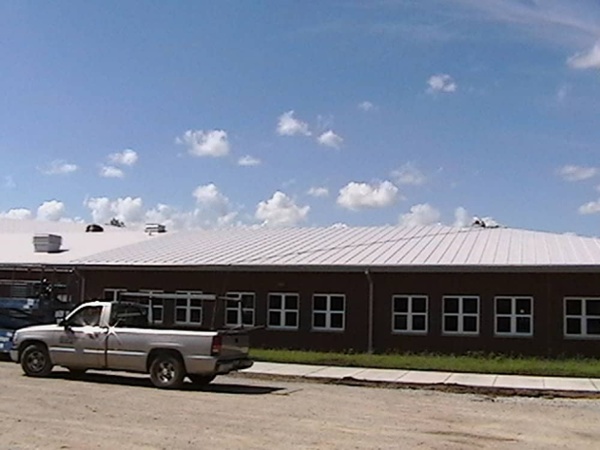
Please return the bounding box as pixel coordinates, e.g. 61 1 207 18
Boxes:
9 349 18 362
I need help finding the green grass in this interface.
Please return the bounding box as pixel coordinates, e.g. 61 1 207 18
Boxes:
250 349 600 378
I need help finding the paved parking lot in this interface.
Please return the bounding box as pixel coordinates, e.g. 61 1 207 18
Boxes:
1 362 600 449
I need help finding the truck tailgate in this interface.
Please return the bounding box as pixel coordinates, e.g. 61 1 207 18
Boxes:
219 330 250 360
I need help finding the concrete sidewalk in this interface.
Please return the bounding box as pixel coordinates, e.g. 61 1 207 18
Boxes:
242 362 600 395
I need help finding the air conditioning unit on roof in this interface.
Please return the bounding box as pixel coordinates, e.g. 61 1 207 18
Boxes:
33 234 62 253
144 223 166 234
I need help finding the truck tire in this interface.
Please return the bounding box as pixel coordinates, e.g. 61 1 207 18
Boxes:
188 374 216 386
21 343 53 377
149 353 185 389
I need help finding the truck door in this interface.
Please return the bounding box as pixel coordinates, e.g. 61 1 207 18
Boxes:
105 303 149 372
51 304 107 369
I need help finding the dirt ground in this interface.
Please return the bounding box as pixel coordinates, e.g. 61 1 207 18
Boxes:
1 362 600 449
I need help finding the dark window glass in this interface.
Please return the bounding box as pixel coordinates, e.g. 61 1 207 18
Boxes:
269 295 282 309
394 297 408 313
285 311 297 327
587 300 600 316
269 311 280 327
497 317 511 333
191 299 202 308
412 297 427 313
242 310 254 325
463 316 477 333
314 312 326 328
587 318 600 335
394 315 408 331
412 315 426 331
496 298 512 315
176 299 187 307
176 309 186 322
285 296 298 310
330 313 344 329
152 307 163 323
314 296 327 311
566 318 581 335
463 298 478 314
566 299 581 316
444 315 458 332
516 298 532 315
241 294 254 308
226 310 238 324
516 317 531 334
330 296 344 312
226 300 238 309
444 298 458 313
190 309 201 323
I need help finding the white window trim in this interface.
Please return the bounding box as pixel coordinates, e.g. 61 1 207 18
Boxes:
104 288 127 301
267 292 299 330
139 290 165 325
312 293 345 332
175 291 203 326
225 291 255 327
564 297 600 339
442 295 480 336
494 296 533 337
391 295 428 335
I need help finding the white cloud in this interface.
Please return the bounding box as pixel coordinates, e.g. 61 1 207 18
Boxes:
99 165 125 178
579 200 600 215
276 111 311 136
307 186 329 198
391 163 427 186
108 149 138 166
85 196 144 225
558 165 598 182
193 184 229 208
399 203 441 227
37 200 66 222
0 208 33 220
567 42 600 70
255 191 310 226
41 160 78 175
358 101 375 112
176 129 230 157
427 74 457 93
192 184 239 226
337 180 399 211
238 155 261 166
317 130 343 149
453 206 472 227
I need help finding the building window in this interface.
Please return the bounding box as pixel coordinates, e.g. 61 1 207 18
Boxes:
268 293 299 330
312 294 345 331
175 291 203 326
443 296 479 335
225 292 255 327
104 288 126 301
116 290 164 325
564 297 600 338
495 296 533 336
392 295 428 334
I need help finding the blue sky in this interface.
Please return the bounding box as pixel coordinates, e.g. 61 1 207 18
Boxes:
1 0 600 234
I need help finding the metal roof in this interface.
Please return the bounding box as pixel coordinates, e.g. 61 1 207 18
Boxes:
69 224 600 270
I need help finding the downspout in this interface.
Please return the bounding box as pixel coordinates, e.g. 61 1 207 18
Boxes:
365 268 374 354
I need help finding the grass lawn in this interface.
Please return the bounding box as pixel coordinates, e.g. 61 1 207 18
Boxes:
250 348 600 378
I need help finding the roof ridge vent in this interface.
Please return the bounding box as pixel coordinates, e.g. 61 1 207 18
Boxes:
33 233 62 253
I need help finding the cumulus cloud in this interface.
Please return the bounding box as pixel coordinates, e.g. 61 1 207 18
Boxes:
0 208 33 220
41 160 78 175
307 186 329 198
192 184 239 226
238 155 261 166
193 184 229 208
276 111 311 136
391 163 426 186
337 181 399 211
99 165 125 178
85 196 144 225
37 200 66 222
255 191 310 226
567 43 600 70
453 206 472 228
108 149 138 166
558 165 598 181
358 101 375 111
399 203 441 227
317 130 343 149
579 200 600 215
176 129 230 157
427 74 457 93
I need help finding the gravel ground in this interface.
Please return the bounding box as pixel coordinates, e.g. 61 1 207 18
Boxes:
1 362 600 449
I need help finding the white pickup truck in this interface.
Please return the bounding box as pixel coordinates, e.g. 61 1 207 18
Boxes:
9 301 253 389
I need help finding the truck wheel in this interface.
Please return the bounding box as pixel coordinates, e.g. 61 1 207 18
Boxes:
188 374 216 386
149 353 185 389
21 344 53 377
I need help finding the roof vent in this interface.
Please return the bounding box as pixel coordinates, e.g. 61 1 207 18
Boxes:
144 223 166 234
86 224 104 233
33 234 62 253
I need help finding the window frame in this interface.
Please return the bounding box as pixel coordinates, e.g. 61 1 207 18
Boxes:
494 296 534 337
175 290 204 326
267 292 299 330
442 295 480 336
564 297 600 339
391 294 428 335
225 292 256 327
312 293 345 332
